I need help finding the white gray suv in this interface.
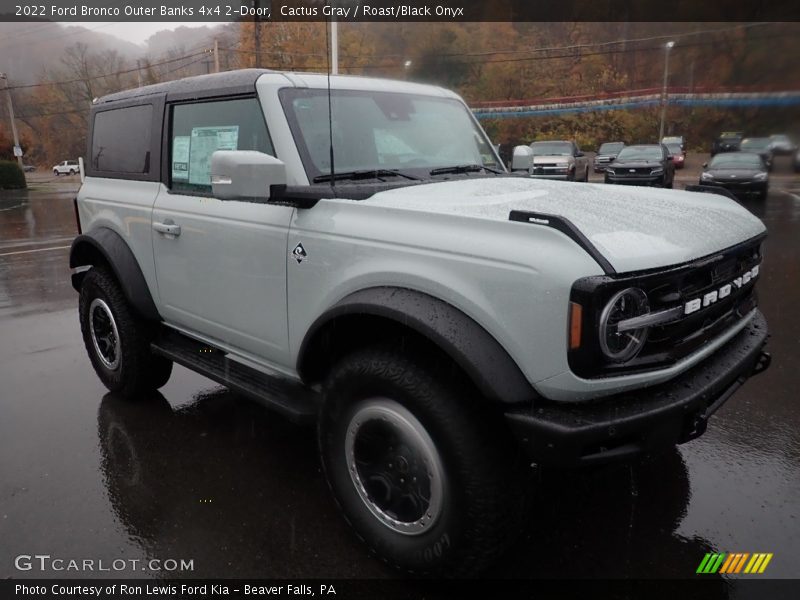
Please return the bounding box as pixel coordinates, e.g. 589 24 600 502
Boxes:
70 69 771 575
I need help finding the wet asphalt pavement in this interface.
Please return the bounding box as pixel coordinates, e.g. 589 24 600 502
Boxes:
1 165 799 593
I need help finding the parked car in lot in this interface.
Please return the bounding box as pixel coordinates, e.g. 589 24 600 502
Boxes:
768 134 797 156
528 140 589 181
53 160 79 175
665 143 685 169
739 137 774 171
22 164 36 172
661 135 685 153
593 141 625 172
604 143 675 187
700 152 769 200
70 69 770 575
711 131 743 155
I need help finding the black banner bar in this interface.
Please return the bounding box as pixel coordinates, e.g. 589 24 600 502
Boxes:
1 0 800 22
4 579 800 600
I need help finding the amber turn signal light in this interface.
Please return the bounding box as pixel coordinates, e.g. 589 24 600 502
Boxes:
569 302 583 350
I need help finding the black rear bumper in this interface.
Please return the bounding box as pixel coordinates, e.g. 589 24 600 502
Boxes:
505 311 770 467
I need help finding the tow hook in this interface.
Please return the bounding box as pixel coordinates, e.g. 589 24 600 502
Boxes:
753 351 772 376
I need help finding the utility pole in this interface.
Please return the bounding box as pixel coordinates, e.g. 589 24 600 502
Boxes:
658 41 675 141
213 39 220 73
253 1 261 68
0 73 23 168
330 18 338 74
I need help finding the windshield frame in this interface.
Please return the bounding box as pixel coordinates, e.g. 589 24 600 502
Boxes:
740 138 771 151
278 87 503 184
529 141 575 156
598 142 624 154
615 145 665 161
709 152 765 170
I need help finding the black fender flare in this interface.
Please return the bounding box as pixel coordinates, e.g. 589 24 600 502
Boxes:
298 287 538 405
69 227 160 321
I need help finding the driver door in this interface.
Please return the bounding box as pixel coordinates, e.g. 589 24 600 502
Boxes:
152 96 294 365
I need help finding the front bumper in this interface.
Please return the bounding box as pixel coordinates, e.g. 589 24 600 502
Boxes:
606 174 664 185
505 310 770 467
701 180 767 195
530 173 571 180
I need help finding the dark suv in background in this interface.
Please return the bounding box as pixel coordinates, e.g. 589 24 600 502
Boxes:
593 141 625 173
711 131 744 156
604 143 675 187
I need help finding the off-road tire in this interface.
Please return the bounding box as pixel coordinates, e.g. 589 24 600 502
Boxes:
318 346 530 576
79 267 172 397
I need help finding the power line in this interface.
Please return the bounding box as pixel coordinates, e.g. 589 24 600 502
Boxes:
5 50 211 91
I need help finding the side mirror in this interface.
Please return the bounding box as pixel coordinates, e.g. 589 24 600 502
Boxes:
210 150 287 201
511 145 534 172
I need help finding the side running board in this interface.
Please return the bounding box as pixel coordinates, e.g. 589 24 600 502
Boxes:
151 328 319 424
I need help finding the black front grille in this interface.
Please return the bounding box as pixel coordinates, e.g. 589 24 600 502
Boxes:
569 235 764 378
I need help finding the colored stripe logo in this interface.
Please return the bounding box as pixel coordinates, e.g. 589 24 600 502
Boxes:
697 553 773 574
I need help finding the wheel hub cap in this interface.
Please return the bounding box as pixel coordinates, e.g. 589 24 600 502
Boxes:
345 398 444 535
89 298 121 370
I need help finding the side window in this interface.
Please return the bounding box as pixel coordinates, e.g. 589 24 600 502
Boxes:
92 105 152 174
169 97 273 195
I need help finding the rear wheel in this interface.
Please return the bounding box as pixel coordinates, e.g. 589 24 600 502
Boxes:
319 346 529 575
79 267 172 397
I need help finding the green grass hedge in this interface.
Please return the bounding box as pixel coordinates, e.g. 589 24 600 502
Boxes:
0 160 26 189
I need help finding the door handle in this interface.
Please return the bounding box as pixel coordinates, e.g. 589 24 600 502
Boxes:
153 221 181 236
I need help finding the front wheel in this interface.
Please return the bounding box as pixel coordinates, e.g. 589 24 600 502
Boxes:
53 170 59 176
319 347 529 575
79 267 172 397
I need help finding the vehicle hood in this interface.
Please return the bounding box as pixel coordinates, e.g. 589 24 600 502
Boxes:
610 159 663 169
706 168 763 179
357 177 765 273
532 155 573 164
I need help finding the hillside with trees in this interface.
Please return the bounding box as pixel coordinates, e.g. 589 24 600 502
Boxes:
2 21 798 165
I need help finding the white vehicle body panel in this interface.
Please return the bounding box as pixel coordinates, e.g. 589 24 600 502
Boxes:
76 71 767 403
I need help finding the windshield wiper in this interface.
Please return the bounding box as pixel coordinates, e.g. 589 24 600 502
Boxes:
429 164 504 176
313 169 419 183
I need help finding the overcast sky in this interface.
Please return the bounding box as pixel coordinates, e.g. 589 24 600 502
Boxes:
73 22 226 45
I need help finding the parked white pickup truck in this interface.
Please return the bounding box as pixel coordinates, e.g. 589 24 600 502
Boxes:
52 159 79 175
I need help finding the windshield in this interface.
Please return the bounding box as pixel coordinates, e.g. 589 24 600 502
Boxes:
662 137 682 144
279 88 500 181
666 144 682 155
720 132 743 139
598 142 624 153
741 138 770 151
529 141 573 156
615 146 663 161
709 153 764 169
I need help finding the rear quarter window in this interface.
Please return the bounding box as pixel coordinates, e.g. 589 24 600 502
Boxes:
91 105 153 174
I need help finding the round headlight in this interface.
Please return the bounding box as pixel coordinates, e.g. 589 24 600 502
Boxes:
599 287 650 362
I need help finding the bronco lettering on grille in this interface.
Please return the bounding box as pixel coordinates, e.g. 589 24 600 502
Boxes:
684 265 759 315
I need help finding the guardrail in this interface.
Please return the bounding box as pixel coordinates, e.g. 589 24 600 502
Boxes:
471 88 800 118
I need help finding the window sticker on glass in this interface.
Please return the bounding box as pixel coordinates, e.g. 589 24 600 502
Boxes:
172 136 190 181
188 125 239 186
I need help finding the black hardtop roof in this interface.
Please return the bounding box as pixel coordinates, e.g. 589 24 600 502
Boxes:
95 68 276 105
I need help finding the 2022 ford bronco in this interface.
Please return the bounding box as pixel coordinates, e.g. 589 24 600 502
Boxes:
70 69 770 574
